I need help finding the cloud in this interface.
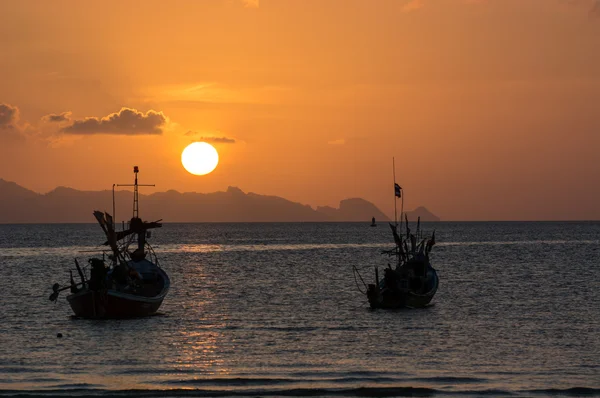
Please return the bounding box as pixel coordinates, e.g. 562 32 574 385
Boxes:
402 0 424 12
185 131 236 144
62 108 167 135
242 0 259 7
328 139 346 145
0 103 19 130
42 111 72 123
0 103 28 143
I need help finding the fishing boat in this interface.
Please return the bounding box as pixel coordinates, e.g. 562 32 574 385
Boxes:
49 166 170 318
355 159 438 309
365 216 438 309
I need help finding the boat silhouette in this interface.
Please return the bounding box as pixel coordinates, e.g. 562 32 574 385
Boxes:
355 158 438 309
49 166 170 318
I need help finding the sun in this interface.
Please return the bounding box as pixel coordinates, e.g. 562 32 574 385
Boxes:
181 142 219 175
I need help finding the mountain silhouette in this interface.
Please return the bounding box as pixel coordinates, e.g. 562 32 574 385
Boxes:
0 179 438 223
316 198 390 222
404 206 441 222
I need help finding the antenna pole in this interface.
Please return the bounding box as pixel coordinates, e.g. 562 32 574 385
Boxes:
114 166 154 225
133 167 139 218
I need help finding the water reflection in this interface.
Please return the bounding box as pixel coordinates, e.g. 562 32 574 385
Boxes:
160 243 391 253
172 329 228 376
0 246 103 258
3 240 598 259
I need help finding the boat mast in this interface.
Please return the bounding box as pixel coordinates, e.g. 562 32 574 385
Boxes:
114 166 155 223
393 157 397 227
133 166 139 218
393 157 404 238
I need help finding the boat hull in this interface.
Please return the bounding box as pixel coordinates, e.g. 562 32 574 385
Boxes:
66 267 170 319
367 268 438 310
67 288 167 319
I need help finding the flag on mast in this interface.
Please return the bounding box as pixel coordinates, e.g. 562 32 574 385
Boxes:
394 183 402 198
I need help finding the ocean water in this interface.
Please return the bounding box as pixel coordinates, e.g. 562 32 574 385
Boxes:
0 221 599 397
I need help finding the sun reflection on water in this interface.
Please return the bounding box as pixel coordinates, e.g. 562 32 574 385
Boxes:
169 326 231 383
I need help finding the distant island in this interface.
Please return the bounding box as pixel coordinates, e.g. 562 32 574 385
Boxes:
0 178 439 223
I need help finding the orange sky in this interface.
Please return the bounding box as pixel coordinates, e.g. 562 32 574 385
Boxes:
1 0 599 221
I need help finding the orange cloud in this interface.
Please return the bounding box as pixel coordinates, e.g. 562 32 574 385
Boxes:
0 103 29 143
185 131 236 144
0 103 19 130
402 0 424 12
62 108 167 135
242 0 259 8
145 82 285 106
42 112 72 123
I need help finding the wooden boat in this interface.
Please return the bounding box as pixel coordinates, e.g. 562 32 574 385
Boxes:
358 158 438 309
366 220 438 309
49 166 170 318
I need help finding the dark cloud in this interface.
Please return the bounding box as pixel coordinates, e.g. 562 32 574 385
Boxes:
0 103 19 129
62 108 167 135
42 111 72 123
185 131 236 143
0 103 26 143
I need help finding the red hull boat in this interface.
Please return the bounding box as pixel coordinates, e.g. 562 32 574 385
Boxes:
67 279 167 318
50 167 170 319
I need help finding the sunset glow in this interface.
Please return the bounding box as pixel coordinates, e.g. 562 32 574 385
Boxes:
1 0 599 220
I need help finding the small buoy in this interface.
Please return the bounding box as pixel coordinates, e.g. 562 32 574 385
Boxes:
57 333 63 338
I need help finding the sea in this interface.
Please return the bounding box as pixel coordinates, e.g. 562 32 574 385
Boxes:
0 221 599 397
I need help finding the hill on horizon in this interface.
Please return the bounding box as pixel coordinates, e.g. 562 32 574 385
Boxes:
0 178 439 223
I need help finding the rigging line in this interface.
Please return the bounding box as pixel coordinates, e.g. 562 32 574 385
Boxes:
353 265 368 289
352 265 368 295
146 242 160 267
